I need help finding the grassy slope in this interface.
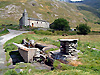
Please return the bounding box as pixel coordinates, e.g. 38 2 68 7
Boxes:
4 33 100 75
0 0 100 30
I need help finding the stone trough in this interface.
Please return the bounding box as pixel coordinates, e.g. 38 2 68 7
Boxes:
13 43 40 63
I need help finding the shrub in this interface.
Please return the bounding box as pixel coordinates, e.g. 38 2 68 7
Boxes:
76 24 91 35
50 18 70 31
54 31 64 35
34 30 52 35
94 21 100 24
47 12 51 14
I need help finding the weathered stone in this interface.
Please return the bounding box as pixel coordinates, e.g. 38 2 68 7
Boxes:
42 47 52 51
13 43 40 63
8 58 12 63
21 39 27 44
8 65 15 69
59 39 78 55
15 69 24 73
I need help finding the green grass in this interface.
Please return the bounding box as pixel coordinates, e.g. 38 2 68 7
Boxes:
5 25 19 30
3 32 100 75
45 48 59 54
4 44 17 52
0 25 20 30
0 1 11 8
5 52 10 62
6 63 11 66
4 69 18 75
51 41 100 75
4 33 60 52
4 63 49 75
0 28 9 36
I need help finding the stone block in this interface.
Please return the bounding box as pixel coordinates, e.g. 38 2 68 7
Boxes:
59 39 78 55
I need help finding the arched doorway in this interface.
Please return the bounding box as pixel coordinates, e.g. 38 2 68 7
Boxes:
32 23 34 27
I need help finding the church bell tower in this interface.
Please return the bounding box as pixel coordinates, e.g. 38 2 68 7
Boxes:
23 9 28 26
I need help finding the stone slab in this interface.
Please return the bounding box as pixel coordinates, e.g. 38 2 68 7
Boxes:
59 39 78 42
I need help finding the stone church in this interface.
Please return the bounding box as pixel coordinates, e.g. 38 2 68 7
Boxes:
19 9 49 28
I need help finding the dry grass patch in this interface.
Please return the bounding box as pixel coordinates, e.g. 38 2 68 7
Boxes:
42 35 100 42
68 60 83 67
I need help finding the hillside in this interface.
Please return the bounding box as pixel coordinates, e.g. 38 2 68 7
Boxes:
82 0 100 9
0 0 100 30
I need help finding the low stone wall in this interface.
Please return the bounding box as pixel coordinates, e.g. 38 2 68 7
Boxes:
18 48 38 63
18 48 28 62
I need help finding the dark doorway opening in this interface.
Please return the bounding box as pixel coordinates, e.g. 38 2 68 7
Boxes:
32 23 34 27
9 50 24 65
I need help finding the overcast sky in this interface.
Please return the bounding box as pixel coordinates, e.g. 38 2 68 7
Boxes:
70 0 83 1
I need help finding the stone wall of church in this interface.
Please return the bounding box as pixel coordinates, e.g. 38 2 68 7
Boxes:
19 9 49 28
19 17 24 26
29 20 49 28
19 9 29 27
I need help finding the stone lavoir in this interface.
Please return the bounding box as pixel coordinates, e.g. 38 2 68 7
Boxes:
50 39 80 63
12 39 80 66
59 39 78 56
